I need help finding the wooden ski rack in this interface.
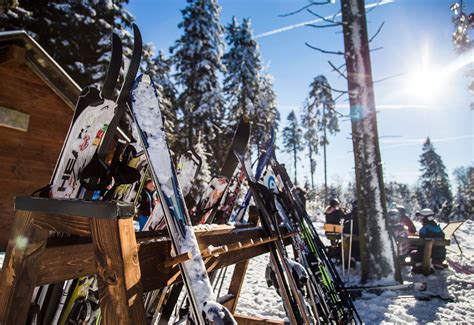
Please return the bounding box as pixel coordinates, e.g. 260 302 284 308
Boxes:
0 196 295 324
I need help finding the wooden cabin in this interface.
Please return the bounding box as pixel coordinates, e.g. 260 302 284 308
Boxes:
0 30 80 250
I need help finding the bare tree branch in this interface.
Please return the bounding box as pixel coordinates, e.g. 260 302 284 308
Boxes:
334 92 347 102
371 46 383 52
329 86 348 94
307 23 342 29
306 8 343 25
305 42 345 55
279 1 331 17
328 60 348 80
366 0 383 14
369 22 385 43
372 73 404 84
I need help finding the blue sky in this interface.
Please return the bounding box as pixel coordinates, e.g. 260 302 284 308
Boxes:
127 0 473 186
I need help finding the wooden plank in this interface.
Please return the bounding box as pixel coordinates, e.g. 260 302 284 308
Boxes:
223 260 249 313
0 45 25 67
90 218 135 325
422 240 434 276
117 218 146 324
0 210 48 324
234 314 285 324
35 227 293 292
34 214 91 236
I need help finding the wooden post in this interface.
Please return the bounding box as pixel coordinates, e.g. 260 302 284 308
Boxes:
90 218 145 325
0 210 48 324
223 260 249 313
422 240 434 276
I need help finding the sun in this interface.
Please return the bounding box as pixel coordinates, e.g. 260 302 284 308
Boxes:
407 67 442 100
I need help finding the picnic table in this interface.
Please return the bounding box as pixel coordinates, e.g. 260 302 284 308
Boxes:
323 221 465 276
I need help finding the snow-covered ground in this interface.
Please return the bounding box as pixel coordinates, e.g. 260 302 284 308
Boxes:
234 219 474 324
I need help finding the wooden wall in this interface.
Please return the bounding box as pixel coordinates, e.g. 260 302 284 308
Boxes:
0 45 73 250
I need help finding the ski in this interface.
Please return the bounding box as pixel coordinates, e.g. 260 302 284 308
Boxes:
229 128 275 223
346 282 427 292
143 150 202 231
54 26 143 325
129 73 236 324
269 154 361 323
235 150 314 324
193 117 250 224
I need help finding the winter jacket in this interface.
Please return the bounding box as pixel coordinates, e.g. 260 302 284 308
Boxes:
419 222 444 239
400 215 417 234
418 221 446 262
137 189 155 217
324 206 345 225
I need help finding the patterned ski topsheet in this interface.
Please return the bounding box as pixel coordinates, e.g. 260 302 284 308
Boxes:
50 100 115 198
143 151 201 231
130 74 235 323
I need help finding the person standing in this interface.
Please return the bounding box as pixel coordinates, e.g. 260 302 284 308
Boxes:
324 198 345 225
137 179 158 230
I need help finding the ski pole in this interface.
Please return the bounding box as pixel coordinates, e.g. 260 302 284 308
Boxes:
340 218 345 279
347 218 354 282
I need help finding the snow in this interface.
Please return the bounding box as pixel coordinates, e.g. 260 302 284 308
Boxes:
232 219 474 323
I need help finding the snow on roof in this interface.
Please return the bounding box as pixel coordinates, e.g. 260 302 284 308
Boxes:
0 30 81 109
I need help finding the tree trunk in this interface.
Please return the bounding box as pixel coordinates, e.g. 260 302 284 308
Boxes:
340 0 401 282
293 143 298 185
309 146 314 190
323 106 328 206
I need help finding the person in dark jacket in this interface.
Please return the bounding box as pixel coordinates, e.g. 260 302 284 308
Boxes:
324 198 345 225
137 179 157 230
412 209 447 273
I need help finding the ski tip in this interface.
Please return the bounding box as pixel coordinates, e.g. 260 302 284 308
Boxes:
101 33 123 99
132 23 142 50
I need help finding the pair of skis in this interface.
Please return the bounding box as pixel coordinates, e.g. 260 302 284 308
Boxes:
29 25 143 325
130 74 236 324
234 150 314 324
269 155 361 323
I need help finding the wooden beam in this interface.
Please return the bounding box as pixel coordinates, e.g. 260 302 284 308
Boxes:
234 314 285 324
90 218 145 324
35 227 293 292
0 210 48 324
0 45 25 67
422 240 434 276
34 214 91 236
223 260 249 313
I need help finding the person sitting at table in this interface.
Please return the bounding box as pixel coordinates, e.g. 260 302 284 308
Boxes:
387 208 411 263
396 205 417 234
411 209 447 273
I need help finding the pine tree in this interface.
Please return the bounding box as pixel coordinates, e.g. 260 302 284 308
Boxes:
171 0 225 168
0 0 136 87
223 17 278 153
254 70 279 153
223 17 261 121
301 75 339 197
418 137 453 219
450 166 473 220
451 2 473 53
282 111 303 185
